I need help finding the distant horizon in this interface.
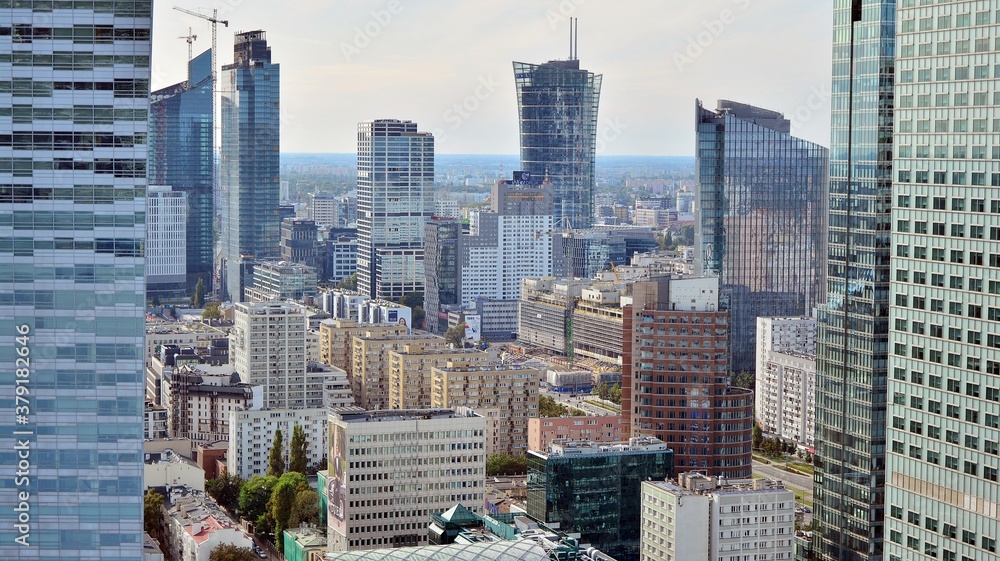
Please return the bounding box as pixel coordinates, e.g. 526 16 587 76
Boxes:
279 152 697 158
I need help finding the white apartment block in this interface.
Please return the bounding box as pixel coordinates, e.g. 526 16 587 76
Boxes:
228 407 329 479
310 191 340 228
230 301 312 409
434 197 460 219
641 473 795 561
326 408 487 552
167 489 255 561
755 317 817 448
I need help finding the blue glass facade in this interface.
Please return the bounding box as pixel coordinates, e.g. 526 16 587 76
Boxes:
0 1 151 559
220 31 280 302
149 48 214 293
813 1 895 560
526 443 673 561
513 60 601 230
695 99 829 373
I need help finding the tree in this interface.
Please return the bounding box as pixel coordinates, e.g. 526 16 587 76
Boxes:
151 294 161 307
144 490 166 546
202 302 222 320
595 382 610 401
445 323 467 348
192 278 206 308
731 371 755 391
608 383 622 405
337 273 357 291
238 475 277 526
268 428 285 477
270 479 297 551
289 489 319 528
538 395 568 418
486 453 527 476
209 544 255 561
399 293 426 330
206 472 242 513
289 425 308 474
752 423 764 449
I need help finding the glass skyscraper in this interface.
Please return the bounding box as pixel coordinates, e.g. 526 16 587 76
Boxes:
813 1 895 560
694 99 829 374
149 48 214 293
356 119 434 301
220 31 280 302
886 3 1000 561
513 58 601 229
0 1 151 558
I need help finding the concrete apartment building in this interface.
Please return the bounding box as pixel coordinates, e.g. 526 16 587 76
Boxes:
388 346 492 409
622 277 755 478
430 364 540 455
317 319 407 375
640 473 795 561
527 415 625 451
351 333 447 410
228 407 329 479
755 317 817 448
230 301 314 409
326 408 487 552
160 363 261 444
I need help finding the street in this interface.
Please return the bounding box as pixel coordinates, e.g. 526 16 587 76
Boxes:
752 460 814 493
542 387 620 416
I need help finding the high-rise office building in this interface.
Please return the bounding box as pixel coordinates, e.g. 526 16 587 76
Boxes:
149 48 214 293
0 2 152 558
280 218 320 269
886 4 1000 561
356 119 434 300
513 41 602 230
220 31 281 302
695 99 828 373
813 2 895 560
622 277 754 478
424 217 463 333
146 186 188 302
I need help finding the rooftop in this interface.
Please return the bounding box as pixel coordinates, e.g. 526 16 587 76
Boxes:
538 436 670 458
331 407 483 423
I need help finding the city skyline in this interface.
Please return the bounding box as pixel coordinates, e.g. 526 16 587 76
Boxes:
152 1 833 156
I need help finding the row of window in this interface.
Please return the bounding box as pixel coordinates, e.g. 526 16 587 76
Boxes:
898 169 1000 185
900 9 995 31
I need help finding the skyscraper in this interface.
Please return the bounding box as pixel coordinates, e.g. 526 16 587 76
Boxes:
219 30 281 302
146 186 188 302
149 48 214 293
356 119 434 300
813 1 895 560
424 217 463 333
0 2 152 558
886 4 1000 561
513 38 601 230
695 99 828 373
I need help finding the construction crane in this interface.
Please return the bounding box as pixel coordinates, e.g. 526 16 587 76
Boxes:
609 261 621 283
178 27 197 62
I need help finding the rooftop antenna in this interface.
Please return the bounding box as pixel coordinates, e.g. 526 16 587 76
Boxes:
574 18 578 60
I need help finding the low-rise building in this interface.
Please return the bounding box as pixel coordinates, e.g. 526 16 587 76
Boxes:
527 415 625 451
145 401 169 439
526 437 674 560
284 526 327 561
145 449 205 492
430 364 539 455
228 407 329 479
326 408 487 552
167 488 254 561
640 473 795 561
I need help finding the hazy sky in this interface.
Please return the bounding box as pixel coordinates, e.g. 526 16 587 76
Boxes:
152 1 833 156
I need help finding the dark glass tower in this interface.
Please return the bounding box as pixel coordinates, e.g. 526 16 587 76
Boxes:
0 1 151 558
694 99 829 373
220 31 280 302
424 217 463 333
813 1 895 560
149 48 214 292
513 58 601 229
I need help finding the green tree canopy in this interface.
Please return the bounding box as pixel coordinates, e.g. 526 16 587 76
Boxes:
289 489 319 528
289 425 308 474
209 544 256 561
337 273 357 291
445 323 467 348
238 475 277 525
268 428 285 477
202 302 222 320
486 453 527 476
144 490 166 545
193 278 206 308
206 472 242 513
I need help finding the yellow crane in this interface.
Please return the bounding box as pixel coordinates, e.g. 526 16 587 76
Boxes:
609 261 621 283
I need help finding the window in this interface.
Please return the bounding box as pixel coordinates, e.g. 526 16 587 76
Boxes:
943 523 957 539
962 530 976 545
926 518 938 532
946 456 959 470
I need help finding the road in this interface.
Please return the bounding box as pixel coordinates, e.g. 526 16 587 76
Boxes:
543 388 620 416
752 460 814 493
